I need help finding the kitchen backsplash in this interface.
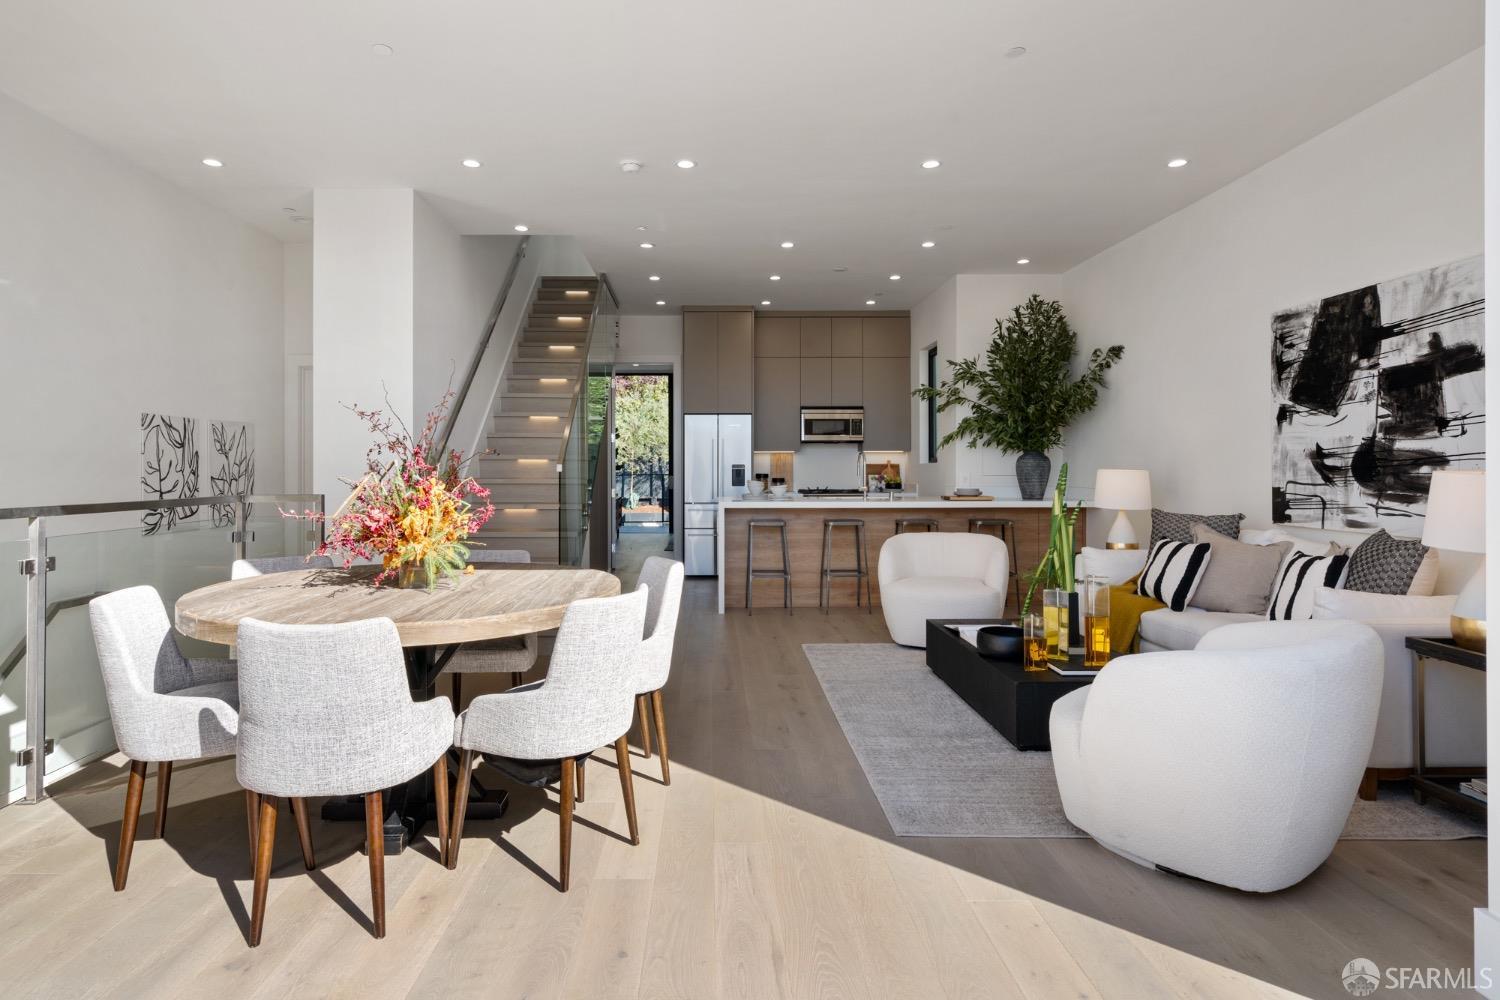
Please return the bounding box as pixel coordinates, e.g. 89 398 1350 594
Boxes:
754 445 909 490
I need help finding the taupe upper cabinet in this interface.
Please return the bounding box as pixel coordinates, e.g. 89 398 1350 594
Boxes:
862 316 909 357
831 318 862 357
799 318 831 356
755 356 800 450
861 356 910 451
755 317 799 357
799 356 832 407
683 309 754 413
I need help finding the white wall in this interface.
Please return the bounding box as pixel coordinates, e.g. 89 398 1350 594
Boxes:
0 90 286 515
1060 50 1483 553
1480 10 1500 994
412 198 520 416
283 243 312 492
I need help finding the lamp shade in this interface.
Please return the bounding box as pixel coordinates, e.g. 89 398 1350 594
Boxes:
1094 469 1151 511
1421 470 1485 552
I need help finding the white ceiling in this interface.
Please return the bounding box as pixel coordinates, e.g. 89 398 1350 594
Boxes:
0 1 1481 310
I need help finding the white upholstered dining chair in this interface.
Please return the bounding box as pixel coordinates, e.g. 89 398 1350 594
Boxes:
440 548 539 707
235 616 456 945
230 554 334 579
447 586 648 891
89 586 246 891
630 557 685 784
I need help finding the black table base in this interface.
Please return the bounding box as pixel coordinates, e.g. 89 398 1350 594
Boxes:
319 643 509 855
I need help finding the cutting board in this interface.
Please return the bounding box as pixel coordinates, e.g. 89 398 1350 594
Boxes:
941 494 996 501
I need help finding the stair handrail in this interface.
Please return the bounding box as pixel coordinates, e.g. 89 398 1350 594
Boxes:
435 235 531 461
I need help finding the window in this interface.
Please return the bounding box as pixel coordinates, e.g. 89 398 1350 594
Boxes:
925 346 938 463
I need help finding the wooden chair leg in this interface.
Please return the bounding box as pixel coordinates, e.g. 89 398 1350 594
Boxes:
576 753 587 803
245 789 261 872
114 760 148 891
249 794 278 947
558 757 575 892
447 750 474 871
1359 768 1379 801
451 672 462 710
365 790 386 939
432 757 450 868
289 798 316 870
614 736 640 845
651 689 671 785
153 761 173 839
636 693 653 758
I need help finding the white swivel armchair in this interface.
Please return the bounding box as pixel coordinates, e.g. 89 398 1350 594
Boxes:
877 533 1010 647
448 587 648 891
235 617 455 945
89 586 242 891
1050 620 1384 892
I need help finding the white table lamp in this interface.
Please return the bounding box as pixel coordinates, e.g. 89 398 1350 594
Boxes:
1421 469 1485 652
1094 469 1151 550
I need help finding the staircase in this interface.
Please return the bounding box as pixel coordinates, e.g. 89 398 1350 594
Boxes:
471 276 601 564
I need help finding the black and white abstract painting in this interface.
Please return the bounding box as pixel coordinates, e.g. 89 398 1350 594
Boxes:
141 413 200 534
209 420 256 527
1272 255 1484 530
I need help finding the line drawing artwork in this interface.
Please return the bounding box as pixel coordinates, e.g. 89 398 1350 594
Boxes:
141 413 200 534
1271 255 1484 530
209 420 256 527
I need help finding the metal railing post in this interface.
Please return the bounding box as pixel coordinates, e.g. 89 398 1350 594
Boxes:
23 516 48 803
233 498 248 560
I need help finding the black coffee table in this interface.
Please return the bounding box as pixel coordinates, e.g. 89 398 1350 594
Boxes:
925 619 1103 751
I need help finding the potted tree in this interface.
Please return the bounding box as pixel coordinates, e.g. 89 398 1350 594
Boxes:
913 295 1123 499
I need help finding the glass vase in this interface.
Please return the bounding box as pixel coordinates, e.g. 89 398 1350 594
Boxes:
394 563 428 590
1083 575 1111 668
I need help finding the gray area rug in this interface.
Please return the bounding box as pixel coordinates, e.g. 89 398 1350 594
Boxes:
802 642 1485 840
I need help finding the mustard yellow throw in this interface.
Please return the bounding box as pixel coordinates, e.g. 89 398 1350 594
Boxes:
1110 576 1164 655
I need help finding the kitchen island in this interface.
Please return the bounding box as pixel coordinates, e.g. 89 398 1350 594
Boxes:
716 496 1088 613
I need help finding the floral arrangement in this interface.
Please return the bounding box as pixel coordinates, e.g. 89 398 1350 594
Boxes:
294 391 494 588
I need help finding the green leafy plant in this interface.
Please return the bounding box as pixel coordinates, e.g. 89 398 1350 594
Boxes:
912 295 1123 454
1021 464 1084 614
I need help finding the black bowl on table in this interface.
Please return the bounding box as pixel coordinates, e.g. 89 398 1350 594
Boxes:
976 624 1024 661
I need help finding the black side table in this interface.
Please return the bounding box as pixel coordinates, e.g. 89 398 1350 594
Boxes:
1404 636 1486 816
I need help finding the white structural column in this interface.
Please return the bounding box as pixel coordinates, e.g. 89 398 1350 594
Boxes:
1479 5 1499 995
312 189 418 509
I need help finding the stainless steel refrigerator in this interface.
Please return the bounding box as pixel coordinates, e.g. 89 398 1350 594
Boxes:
683 413 752 576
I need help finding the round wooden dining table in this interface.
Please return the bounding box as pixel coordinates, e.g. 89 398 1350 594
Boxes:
175 563 620 853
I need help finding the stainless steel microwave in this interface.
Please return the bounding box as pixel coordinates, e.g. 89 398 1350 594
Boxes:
801 407 864 443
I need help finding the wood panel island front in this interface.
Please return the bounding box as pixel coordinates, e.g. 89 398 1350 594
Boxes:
715 497 1088 613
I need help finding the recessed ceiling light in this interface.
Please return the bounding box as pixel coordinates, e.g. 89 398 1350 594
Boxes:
371 43 394 56
865 299 877 306
656 300 666 306
761 300 771 306
921 241 936 249
619 159 642 173
201 158 223 168
780 241 795 249
769 275 781 281
676 159 696 169
1167 157 1189 169
1005 45 1027 58
461 158 482 169
833 266 849 273
889 274 901 281
639 242 654 249
513 224 529 232
636 225 648 231
648 274 660 281
921 159 941 169
1016 258 1031 265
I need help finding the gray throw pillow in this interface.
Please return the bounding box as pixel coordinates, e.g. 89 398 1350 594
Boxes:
1345 529 1430 595
1150 508 1245 548
1187 523 1292 615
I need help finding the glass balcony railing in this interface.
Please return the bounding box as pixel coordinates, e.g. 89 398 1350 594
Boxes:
558 277 617 568
1 493 323 803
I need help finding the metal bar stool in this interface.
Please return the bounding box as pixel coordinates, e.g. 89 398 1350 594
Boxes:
820 518 872 614
894 516 939 534
969 517 1021 613
745 518 792 615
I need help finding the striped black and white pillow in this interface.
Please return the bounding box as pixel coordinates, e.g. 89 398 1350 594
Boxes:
1266 551 1351 620
1135 540 1212 612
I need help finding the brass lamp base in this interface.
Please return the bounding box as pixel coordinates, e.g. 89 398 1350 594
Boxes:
1451 614 1487 653
1104 542 1140 551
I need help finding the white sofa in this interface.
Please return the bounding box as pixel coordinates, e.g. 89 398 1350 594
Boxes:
1076 547 1484 774
877 533 1009 647
1051 620 1384 892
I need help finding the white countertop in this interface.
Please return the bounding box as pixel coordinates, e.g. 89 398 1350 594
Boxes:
719 495 1089 510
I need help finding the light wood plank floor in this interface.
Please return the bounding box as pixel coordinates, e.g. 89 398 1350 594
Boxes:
0 538 1484 1000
